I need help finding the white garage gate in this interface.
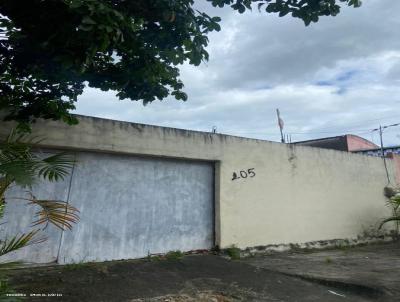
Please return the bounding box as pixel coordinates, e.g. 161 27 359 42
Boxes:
2 150 215 264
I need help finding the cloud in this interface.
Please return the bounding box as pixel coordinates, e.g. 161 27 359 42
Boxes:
75 0 400 146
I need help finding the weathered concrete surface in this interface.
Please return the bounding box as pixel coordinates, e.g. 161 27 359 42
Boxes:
387 153 400 185
5 243 399 301
243 241 400 299
1 150 214 264
1 115 397 253
58 152 214 263
0 160 72 263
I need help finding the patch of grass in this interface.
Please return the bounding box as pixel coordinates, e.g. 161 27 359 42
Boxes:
335 239 350 249
289 243 301 251
210 245 220 254
225 245 241 260
146 251 184 262
0 278 21 301
325 257 333 264
62 262 89 271
333 240 353 255
165 250 183 261
146 253 162 262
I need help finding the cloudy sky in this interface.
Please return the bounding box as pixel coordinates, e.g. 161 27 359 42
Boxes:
74 0 400 147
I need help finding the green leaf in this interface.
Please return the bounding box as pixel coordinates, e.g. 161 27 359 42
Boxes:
37 153 75 182
69 1 82 9
0 0 362 127
82 16 97 25
78 24 93 31
378 216 400 229
211 16 221 22
0 230 44 257
279 7 290 17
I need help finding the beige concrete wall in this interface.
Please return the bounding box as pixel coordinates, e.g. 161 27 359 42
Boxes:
387 153 400 186
0 115 396 249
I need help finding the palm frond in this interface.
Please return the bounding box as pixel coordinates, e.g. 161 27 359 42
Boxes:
378 216 400 230
0 129 37 187
389 195 400 211
29 197 79 230
0 203 4 220
0 230 45 257
1 127 41 146
0 178 11 222
0 159 36 187
36 153 75 182
0 128 36 158
0 178 12 200
1 128 74 185
0 202 3 218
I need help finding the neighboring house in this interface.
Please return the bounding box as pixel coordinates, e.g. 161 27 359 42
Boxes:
294 134 378 152
353 146 400 157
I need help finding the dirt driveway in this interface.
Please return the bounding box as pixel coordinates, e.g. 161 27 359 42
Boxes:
3 242 399 302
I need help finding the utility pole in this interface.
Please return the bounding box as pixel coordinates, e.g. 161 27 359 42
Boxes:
374 122 400 233
372 122 400 185
378 125 390 184
276 109 285 143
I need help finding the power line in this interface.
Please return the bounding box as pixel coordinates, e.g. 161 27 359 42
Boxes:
371 123 400 132
301 114 400 132
219 120 400 136
204 116 400 140
231 127 374 135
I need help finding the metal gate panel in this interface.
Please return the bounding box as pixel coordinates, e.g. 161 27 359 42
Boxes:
1 172 71 263
57 152 214 263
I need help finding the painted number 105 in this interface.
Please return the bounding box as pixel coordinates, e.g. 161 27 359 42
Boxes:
232 168 256 181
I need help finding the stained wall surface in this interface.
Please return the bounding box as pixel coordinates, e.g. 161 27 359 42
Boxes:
0 115 396 262
58 152 214 264
1 150 214 263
